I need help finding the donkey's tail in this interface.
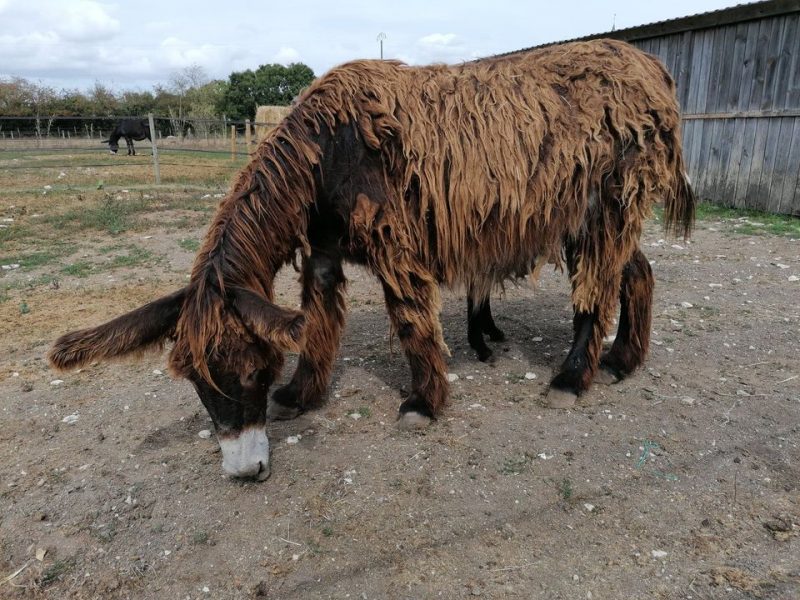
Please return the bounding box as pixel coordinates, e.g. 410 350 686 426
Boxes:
664 166 696 241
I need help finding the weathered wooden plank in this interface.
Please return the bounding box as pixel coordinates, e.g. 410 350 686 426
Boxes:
680 118 694 177
704 27 726 113
656 37 668 65
713 119 739 206
667 32 682 75
726 23 751 111
682 119 700 183
747 18 772 111
733 118 760 208
776 118 800 214
704 117 725 203
694 30 715 115
773 14 798 110
759 17 786 110
756 116 784 211
745 118 773 211
714 25 738 113
720 117 748 207
684 30 705 113
695 119 718 202
684 109 800 119
734 21 761 112
784 15 800 109
677 31 694 108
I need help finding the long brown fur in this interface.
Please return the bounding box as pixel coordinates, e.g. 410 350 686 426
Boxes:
169 39 695 400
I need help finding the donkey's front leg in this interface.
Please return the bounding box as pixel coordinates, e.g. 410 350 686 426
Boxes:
268 250 347 420
381 274 449 429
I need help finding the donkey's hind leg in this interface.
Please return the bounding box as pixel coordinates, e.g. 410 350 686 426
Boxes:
596 248 654 384
468 293 506 363
547 239 622 408
468 293 492 362
268 250 347 420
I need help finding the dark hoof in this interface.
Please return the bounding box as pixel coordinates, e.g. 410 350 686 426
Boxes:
486 328 506 342
476 347 495 363
547 371 582 408
546 387 578 409
598 353 628 384
595 366 621 385
268 385 303 421
267 400 302 421
398 392 434 429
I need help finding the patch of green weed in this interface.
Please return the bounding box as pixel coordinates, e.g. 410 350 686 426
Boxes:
61 261 93 277
178 238 200 252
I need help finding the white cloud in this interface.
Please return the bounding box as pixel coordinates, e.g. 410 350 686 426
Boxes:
50 0 120 41
411 32 470 65
273 46 300 64
418 33 458 47
159 37 245 75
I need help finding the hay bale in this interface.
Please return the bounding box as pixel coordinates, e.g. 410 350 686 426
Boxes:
254 106 292 141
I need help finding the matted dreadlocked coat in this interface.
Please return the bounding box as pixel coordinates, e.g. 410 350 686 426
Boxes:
173 39 694 382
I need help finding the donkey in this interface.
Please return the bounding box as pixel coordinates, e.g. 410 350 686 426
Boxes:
102 119 151 155
50 40 695 480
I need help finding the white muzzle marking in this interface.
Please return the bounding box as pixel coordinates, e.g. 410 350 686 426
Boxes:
218 427 270 480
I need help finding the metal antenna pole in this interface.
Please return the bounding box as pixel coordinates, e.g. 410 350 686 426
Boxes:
377 32 387 59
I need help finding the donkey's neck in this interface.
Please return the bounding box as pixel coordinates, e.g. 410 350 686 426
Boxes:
191 116 321 299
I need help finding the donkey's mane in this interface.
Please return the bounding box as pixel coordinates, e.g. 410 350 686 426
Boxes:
170 110 321 381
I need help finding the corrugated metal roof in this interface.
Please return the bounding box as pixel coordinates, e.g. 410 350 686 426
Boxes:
491 0 800 58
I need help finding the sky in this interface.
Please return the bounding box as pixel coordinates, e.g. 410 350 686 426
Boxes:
0 0 743 92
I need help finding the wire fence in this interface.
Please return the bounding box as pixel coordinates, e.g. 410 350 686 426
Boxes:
0 114 279 162
0 114 283 188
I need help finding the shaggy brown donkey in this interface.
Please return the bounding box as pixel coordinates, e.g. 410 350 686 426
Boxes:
50 39 694 480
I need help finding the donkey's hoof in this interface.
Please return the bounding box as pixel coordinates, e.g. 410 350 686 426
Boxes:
546 387 578 409
487 328 506 342
397 393 434 429
267 400 302 421
595 366 621 385
396 411 432 430
476 348 496 364
268 385 303 420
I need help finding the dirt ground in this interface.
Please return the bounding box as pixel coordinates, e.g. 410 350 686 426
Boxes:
1 160 799 598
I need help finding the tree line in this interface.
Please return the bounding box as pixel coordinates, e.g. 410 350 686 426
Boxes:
0 63 316 136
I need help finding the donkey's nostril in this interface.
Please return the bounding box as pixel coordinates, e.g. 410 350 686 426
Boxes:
256 460 271 481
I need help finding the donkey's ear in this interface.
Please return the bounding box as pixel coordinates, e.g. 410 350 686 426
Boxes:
232 288 305 352
48 288 187 371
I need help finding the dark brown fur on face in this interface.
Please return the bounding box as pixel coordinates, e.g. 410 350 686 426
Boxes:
49 38 695 439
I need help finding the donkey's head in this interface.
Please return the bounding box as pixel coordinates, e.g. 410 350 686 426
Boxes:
48 286 304 481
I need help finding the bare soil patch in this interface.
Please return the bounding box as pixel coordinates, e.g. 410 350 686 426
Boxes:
1 164 798 598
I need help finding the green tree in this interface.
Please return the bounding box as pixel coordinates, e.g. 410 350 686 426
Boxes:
217 63 314 120
88 82 119 115
118 90 156 116
187 80 227 136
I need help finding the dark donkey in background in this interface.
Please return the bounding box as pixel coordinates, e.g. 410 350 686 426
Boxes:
102 118 151 155
50 39 695 481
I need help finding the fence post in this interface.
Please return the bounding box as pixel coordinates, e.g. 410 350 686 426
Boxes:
148 113 161 185
245 119 252 155
230 125 236 160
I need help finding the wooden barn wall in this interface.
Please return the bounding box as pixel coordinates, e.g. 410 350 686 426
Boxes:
631 13 800 215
